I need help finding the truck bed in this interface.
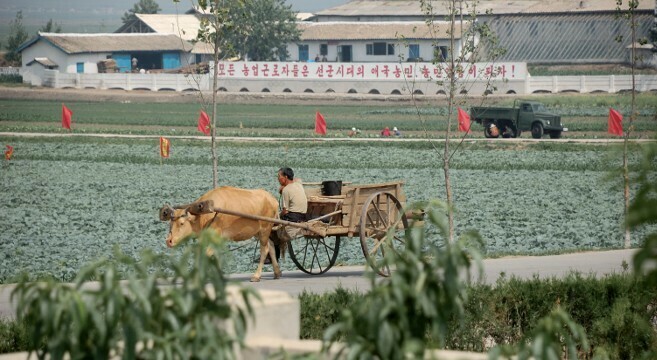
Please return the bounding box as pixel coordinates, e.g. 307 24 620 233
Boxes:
469 106 518 123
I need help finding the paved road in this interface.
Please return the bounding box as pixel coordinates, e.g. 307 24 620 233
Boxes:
0 249 636 319
237 249 637 296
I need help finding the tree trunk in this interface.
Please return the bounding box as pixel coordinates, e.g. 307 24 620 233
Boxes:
444 0 457 244
210 0 221 189
624 6 637 249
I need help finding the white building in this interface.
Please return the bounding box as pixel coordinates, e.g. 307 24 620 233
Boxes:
289 21 471 63
18 32 194 80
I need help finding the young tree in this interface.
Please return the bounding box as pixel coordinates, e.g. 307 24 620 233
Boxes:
39 19 62 34
122 0 162 24
416 0 504 243
176 0 297 186
650 2 657 51
5 11 29 65
615 0 647 248
176 0 251 187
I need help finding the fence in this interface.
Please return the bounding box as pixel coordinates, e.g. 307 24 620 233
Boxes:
0 67 20 76
28 69 657 95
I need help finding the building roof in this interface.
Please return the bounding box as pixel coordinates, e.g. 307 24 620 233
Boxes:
315 0 654 17
490 13 654 63
191 41 215 54
296 12 315 21
121 14 201 41
18 33 193 54
298 21 467 41
26 57 58 68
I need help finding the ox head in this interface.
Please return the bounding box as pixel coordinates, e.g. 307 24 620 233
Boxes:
160 205 198 248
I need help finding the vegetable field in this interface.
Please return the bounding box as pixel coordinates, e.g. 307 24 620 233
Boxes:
1 136 654 284
0 93 655 137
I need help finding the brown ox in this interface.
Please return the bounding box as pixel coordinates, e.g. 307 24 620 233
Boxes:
161 186 281 282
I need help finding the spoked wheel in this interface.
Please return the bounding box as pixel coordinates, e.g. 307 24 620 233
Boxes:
288 236 341 275
359 191 408 277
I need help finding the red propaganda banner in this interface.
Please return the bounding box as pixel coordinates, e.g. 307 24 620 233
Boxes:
608 108 623 136
197 110 210 135
4 145 13 160
457 107 471 133
315 111 327 135
62 104 73 130
160 137 170 158
215 61 528 81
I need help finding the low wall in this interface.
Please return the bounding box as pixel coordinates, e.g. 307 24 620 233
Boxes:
28 69 657 95
0 67 20 76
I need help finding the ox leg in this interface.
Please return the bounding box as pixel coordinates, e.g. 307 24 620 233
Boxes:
251 240 268 282
250 235 282 282
268 239 282 279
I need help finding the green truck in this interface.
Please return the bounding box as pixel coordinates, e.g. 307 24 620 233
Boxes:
470 100 567 139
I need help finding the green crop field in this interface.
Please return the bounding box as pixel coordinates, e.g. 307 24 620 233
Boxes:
1 136 655 284
0 93 655 137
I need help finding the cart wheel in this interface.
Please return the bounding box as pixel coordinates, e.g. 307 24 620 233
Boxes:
288 236 341 275
359 191 408 277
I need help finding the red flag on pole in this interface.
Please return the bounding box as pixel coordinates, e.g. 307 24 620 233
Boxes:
160 137 170 158
197 110 210 135
608 108 623 136
4 145 13 161
315 111 327 135
62 104 73 130
457 107 471 133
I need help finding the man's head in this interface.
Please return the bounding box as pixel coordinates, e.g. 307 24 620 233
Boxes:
278 167 294 186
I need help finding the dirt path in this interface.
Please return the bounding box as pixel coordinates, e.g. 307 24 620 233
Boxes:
2 131 651 144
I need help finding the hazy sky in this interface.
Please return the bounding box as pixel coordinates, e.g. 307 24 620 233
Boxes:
286 0 350 12
0 0 352 35
161 0 351 12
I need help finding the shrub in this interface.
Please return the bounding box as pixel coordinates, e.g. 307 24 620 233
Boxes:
298 287 362 340
0 317 31 353
10 230 258 359
322 200 485 358
0 74 22 83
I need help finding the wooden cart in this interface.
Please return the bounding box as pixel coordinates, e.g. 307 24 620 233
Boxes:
287 180 408 276
187 181 409 276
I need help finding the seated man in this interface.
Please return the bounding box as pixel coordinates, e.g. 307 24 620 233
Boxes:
258 167 307 264
278 167 308 223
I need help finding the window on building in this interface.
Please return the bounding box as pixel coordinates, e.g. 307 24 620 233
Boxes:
373 42 387 55
435 46 449 61
298 44 309 61
76 62 84 73
408 44 420 60
367 42 393 56
320 44 328 56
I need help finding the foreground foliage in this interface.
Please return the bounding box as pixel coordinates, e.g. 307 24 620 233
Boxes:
10 231 257 359
322 200 485 358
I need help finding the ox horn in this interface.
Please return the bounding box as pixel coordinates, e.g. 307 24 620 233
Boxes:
159 205 175 221
188 200 215 215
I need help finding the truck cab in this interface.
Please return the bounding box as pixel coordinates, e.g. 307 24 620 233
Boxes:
516 100 566 139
